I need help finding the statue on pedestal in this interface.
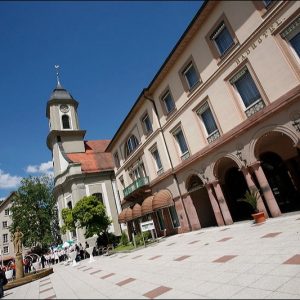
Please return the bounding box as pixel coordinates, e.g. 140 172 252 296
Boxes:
11 227 24 279
12 227 24 255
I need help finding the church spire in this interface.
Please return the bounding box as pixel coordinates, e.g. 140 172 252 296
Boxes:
55 64 63 89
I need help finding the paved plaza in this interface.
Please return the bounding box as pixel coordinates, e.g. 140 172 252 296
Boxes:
4 212 300 299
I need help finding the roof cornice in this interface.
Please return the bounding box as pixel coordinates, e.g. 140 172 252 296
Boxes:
106 0 216 151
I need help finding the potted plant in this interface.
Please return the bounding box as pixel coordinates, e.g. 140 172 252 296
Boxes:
238 190 266 224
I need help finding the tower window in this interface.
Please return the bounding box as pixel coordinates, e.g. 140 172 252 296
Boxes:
62 115 71 129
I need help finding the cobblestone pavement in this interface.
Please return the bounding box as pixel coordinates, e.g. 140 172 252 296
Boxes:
4 212 300 299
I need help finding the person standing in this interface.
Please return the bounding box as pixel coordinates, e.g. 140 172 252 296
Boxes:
0 268 8 298
41 254 46 269
84 241 90 259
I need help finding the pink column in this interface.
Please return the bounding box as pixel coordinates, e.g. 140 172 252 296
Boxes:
174 198 190 233
205 183 225 226
240 166 269 218
212 180 233 225
182 194 201 230
251 161 281 217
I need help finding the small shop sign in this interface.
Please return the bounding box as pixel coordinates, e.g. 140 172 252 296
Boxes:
140 220 155 232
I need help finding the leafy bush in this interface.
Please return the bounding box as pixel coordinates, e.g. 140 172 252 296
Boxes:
96 231 120 248
238 189 261 213
120 231 129 246
142 231 151 241
134 233 143 246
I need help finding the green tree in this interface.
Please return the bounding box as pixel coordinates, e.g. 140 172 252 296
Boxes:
62 195 111 239
10 175 62 249
60 207 76 235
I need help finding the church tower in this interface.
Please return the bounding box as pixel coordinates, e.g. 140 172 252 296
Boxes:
46 76 86 178
46 67 122 244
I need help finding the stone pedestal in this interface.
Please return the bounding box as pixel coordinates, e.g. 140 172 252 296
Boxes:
86 247 95 263
69 251 79 267
16 253 24 279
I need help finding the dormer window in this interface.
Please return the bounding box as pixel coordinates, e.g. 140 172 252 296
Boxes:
62 115 71 129
126 134 139 157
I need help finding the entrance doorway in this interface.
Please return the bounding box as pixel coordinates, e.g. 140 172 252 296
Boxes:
260 151 300 212
224 167 253 221
187 175 217 227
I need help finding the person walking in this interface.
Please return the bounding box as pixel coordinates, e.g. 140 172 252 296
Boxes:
0 267 8 298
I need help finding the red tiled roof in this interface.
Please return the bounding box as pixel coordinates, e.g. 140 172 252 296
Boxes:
66 140 114 173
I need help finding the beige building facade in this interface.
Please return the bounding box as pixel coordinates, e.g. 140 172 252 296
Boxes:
107 0 300 240
0 192 16 263
46 81 122 245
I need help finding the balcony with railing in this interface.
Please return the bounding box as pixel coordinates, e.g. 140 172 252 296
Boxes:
123 176 150 200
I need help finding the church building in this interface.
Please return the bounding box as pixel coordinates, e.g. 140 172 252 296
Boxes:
46 79 122 245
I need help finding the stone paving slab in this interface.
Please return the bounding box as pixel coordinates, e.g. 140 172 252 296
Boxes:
3 212 300 299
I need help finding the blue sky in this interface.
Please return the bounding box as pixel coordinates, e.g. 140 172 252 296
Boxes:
0 1 202 200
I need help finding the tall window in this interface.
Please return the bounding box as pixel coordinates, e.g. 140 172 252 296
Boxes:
151 148 163 173
211 22 234 56
173 127 189 159
4 209 9 216
197 103 218 136
231 68 261 108
182 62 199 90
168 206 180 228
3 234 8 244
114 152 120 168
161 90 175 114
156 210 165 231
281 17 300 59
290 32 300 57
3 246 8 254
142 114 153 134
131 165 143 180
2 221 7 229
126 135 139 157
62 115 71 129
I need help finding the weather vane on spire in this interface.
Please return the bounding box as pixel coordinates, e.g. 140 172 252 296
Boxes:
54 64 61 85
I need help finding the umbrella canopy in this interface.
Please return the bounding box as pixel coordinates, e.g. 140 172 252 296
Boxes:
63 241 70 248
67 240 74 245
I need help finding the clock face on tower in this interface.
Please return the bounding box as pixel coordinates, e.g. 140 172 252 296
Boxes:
60 104 70 113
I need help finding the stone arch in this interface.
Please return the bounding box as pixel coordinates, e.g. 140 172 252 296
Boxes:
213 156 252 222
210 151 228 179
248 125 299 163
251 128 300 213
185 169 202 191
185 173 217 228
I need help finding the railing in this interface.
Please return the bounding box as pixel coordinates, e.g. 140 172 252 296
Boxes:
123 176 150 198
207 129 220 144
245 99 265 118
